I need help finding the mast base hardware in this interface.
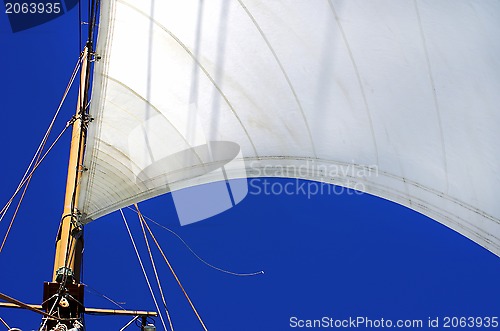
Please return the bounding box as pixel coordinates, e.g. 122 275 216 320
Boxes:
50 322 82 331
55 267 75 283
56 320 83 331
42 282 84 330
51 323 68 331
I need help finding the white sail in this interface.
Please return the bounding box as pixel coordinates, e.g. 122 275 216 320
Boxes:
79 0 500 255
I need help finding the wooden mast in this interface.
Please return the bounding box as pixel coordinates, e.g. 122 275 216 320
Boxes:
52 46 89 283
51 0 96 286
42 45 91 330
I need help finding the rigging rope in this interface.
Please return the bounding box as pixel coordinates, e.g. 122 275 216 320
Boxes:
81 282 127 311
0 54 82 222
136 205 175 331
0 121 73 254
0 291 75 322
141 216 209 331
119 316 140 331
38 283 63 331
0 175 32 254
126 207 264 277
0 114 76 222
120 209 168 331
0 53 83 259
0 316 10 329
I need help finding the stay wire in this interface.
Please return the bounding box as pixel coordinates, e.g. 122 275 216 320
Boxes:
136 205 175 331
0 121 73 254
0 54 82 221
81 282 126 311
0 117 73 224
0 173 32 253
141 218 209 331
120 209 168 331
0 316 10 330
126 207 264 277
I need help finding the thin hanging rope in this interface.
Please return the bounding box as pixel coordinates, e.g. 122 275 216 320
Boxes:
120 209 168 331
0 54 82 221
126 207 264 277
81 282 127 311
0 122 73 254
141 218 208 331
136 205 175 331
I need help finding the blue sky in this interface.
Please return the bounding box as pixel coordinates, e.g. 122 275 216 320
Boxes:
1 3 500 331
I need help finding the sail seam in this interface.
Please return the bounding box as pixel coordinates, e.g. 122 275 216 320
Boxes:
413 0 449 191
116 0 259 158
237 0 318 159
327 0 380 165
104 75 205 165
